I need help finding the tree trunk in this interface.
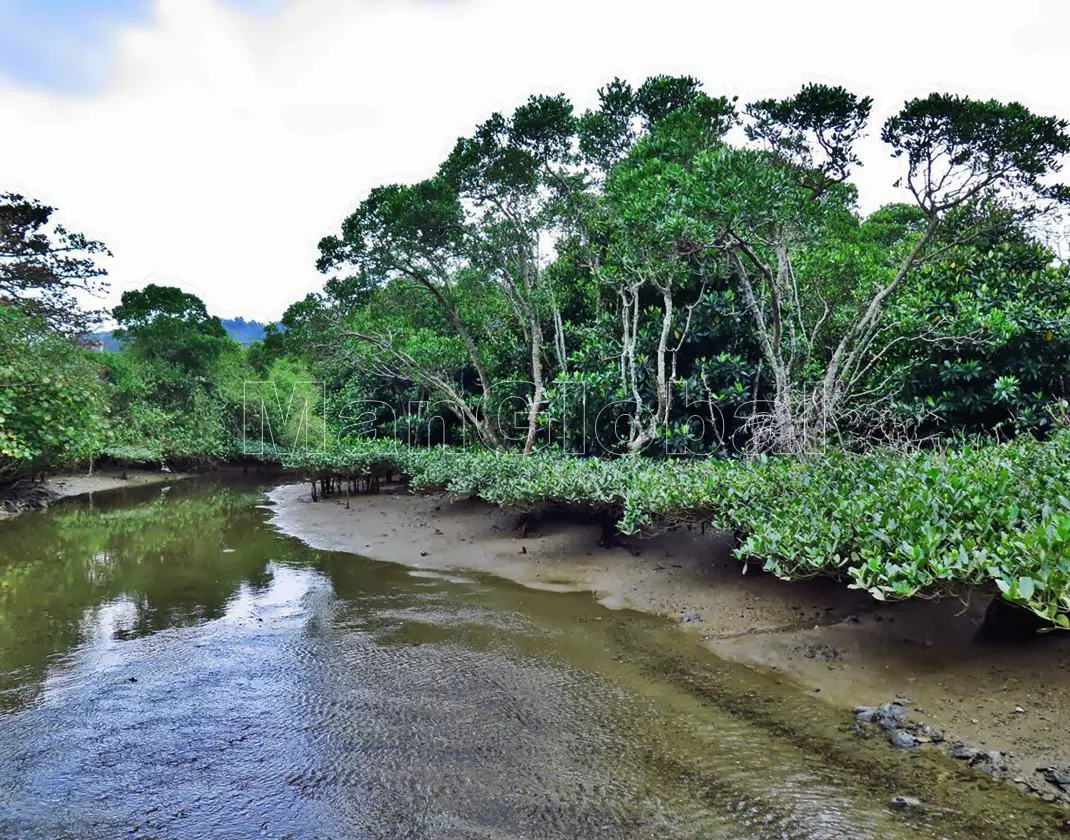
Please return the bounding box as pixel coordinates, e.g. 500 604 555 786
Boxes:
523 307 546 454
412 275 502 448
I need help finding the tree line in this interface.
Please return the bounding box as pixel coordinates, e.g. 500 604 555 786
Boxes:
294 77 1070 454
2 74 1070 628
4 76 1070 479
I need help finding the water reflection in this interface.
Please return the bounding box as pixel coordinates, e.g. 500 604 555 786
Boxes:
0 482 276 713
0 480 1064 839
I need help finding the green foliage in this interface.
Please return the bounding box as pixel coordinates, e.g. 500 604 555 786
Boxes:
879 216 1070 434
100 286 253 465
99 350 238 463
0 307 108 481
240 356 327 457
731 432 1070 628
283 431 1070 627
317 179 466 280
113 283 235 375
8 77 1070 633
746 83 873 189
0 192 111 335
882 94 1070 213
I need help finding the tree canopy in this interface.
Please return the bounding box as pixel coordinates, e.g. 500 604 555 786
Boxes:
5 75 1070 626
113 283 234 375
0 192 111 335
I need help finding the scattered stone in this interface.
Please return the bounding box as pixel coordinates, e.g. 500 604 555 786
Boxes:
419 551 429 557
851 697 1015 783
681 611 702 623
1015 706 1026 714
917 724 943 742
795 642 844 662
963 750 1006 775
949 743 980 761
889 795 922 810
1042 767 1070 791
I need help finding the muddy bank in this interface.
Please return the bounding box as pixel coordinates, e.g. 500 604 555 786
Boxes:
267 482 1070 801
0 468 191 517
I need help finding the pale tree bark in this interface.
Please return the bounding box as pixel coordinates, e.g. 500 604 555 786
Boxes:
604 266 704 454
342 329 503 449
725 215 943 452
521 260 547 455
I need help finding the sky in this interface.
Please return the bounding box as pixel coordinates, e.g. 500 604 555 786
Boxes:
1 0 1069 323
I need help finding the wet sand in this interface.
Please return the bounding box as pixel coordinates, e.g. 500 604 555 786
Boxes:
267 481 1070 798
0 468 190 518
46 468 189 498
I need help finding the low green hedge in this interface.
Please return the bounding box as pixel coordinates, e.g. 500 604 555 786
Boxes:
283 433 1070 627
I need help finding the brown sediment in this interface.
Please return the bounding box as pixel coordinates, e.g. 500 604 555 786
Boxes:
266 481 1070 795
0 469 191 518
45 468 191 498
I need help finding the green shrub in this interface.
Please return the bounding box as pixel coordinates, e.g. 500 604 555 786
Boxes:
0 307 109 482
283 433 1070 627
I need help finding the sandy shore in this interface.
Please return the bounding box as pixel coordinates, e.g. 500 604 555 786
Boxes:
48 468 190 498
0 468 191 517
267 481 1070 797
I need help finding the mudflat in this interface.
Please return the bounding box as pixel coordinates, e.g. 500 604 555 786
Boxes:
268 481 1070 798
0 469 189 518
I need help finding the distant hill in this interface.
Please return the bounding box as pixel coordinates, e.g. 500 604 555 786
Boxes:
87 331 123 351
88 317 269 350
220 317 267 345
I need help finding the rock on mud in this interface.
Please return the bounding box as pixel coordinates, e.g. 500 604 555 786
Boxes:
891 732 919 750
949 743 980 761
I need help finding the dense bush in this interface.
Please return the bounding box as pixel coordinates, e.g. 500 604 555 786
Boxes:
98 351 241 464
727 433 1070 627
880 235 1070 436
90 284 247 465
284 431 1070 627
0 307 109 482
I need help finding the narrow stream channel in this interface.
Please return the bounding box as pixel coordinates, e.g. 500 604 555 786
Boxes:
0 479 1063 839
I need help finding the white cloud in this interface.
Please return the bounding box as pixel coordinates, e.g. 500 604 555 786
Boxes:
1 0 1068 321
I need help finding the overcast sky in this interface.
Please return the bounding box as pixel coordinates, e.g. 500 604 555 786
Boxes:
1 0 1068 322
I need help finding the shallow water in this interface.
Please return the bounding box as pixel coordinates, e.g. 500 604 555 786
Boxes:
0 480 1063 839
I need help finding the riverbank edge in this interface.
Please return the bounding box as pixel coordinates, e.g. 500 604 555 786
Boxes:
0 456 298 518
0 468 195 517
266 480 1070 811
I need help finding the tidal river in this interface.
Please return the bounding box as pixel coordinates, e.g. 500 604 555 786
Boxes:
0 479 1061 839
